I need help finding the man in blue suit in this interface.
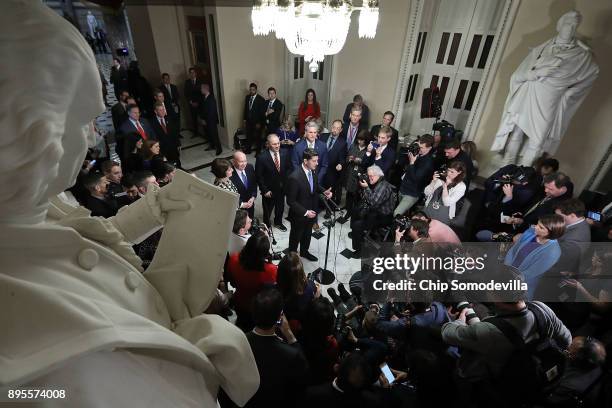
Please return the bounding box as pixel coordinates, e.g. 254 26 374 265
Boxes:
362 125 396 178
319 120 346 216
292 121 328 187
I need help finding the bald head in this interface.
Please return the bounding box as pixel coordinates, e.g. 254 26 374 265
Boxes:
232 150 248 171
267 134 280 153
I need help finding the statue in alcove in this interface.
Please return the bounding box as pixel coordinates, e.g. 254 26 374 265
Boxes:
0 1 258 405
491 10 599 166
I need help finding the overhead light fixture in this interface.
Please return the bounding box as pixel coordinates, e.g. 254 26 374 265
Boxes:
251 0 379 72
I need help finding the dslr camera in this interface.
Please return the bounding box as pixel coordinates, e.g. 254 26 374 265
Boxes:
436 164 448 181
358 172 368 184
392 215 412 232
249 218 266 235
491 166 530 186
407 141 420 156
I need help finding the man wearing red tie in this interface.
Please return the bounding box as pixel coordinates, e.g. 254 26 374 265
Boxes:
151 102 181 167
255 134 292 232
119 104 156 142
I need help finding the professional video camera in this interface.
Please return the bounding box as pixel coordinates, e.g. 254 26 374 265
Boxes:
491 166 532 185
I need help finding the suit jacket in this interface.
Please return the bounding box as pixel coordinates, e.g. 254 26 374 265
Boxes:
244 94 266 125
230 164 258 205
340 122 368 150
362 144 396 177
318 133 347 188
286 166 324 221
264 98 283 132
398 150 435 197
85 195 118 218
370 124 399 150
245 332 308 408
159 83 180 112
150 115 180 158
559 219 591 257
110 66 128 92
199 93 219 125
291 139 329 185
342 103 371 129
255 149 292 194
512 190 573 232
183 78 202 104
111 102 128 130
118 118 156 141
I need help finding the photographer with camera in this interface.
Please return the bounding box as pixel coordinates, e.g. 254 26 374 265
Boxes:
411 211 460 244
423 160 467 224
477 165 540 241
350 165 396 257
441 266 571 406
394 134 436 216
342 130 369 222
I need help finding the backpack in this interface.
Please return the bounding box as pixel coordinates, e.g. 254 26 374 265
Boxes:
488 303 567 404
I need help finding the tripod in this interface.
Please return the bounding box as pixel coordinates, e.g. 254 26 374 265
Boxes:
312 195 340 285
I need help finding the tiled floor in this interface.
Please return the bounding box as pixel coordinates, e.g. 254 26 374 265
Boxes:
95 55 360 292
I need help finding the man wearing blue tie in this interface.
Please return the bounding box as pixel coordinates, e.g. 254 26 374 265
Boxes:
230 151 257 218
286 148 332 262
292 121 329 186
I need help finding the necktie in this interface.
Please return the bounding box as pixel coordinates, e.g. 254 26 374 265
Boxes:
166 84 172 98
249 95 255 110
327 136 335 150
347 126 355 146
159 118 167 133
525 197 550 216
269 100 273 109
273 152 280 172
135 121 147 140
240 171 248 188
307 170 313 193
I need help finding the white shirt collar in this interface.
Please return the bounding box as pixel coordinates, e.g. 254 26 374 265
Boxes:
332 379 344 393
567 217 586 228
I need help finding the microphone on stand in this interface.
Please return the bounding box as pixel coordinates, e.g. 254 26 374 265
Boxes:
319 193 341 212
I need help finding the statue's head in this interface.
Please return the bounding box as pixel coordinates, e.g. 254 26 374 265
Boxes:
556 10 582 42
0 1 104 223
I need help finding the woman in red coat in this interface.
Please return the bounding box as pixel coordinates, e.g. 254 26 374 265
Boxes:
297 88 321 137
226 231 277 331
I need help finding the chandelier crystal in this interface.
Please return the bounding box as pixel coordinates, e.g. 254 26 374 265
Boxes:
252 0 379 69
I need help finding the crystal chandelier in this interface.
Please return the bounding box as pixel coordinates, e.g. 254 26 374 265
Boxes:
251 1 379 71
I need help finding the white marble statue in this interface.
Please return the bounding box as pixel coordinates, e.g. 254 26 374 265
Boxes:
86 10 98 37
491 10 599 166
0 1 258 406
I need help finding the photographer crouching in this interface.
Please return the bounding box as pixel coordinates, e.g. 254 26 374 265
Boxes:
349 165 396 257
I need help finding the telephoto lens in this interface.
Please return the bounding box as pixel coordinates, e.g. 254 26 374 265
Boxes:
455 301 480 325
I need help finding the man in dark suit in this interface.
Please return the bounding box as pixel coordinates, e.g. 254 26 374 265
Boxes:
342 94 371 129
111 90 130 130
506 172 574 233
119 104 156 141
286 148 332 262
109 58 129 100
370 111 399 151
264 87 283 136
159 72 180 122
394 134 435 216
246 289 308 408
83 172 118 218
231 151 257 218
243 82 266 154
443 138 474 187
340 105 368 150
256 134 291 232
198 84 221 155
362 125 396 178
184 67 202 137
319 120 347 216
292 121 329 186
150 102 181 167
